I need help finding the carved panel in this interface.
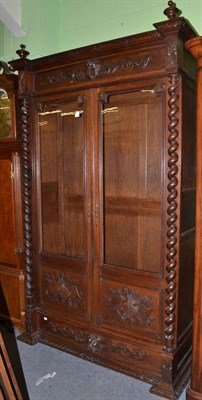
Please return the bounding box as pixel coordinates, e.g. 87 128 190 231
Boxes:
43 272 83 309
165 37 177 67
47 321 89 343
109 288 154 327
85 57 151 79
39 335 158 386
43 320 147 361
88 334 147 361
36 56 152 89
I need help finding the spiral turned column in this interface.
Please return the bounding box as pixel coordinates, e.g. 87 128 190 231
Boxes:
21 96 34 310
165 73 179 350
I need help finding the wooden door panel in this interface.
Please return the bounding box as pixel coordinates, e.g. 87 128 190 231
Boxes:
101 90 164 273
104 213 161 271
99 278 162 341
40 265 87 318
0 270 23 321
0 154 24 328
39 98 86 260
37 93 92 321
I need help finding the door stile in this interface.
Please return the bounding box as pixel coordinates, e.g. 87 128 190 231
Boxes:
90 89 104 324
84 90 95 321
12 151 24 270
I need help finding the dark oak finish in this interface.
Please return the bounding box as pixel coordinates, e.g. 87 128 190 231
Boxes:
11 2 198 398
0 68 25 331
185 36 202 400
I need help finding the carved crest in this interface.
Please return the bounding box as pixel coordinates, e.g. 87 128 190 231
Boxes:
44 272 83 309
109 288 154 327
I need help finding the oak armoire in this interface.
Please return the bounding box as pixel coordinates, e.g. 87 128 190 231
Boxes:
11 1 198 398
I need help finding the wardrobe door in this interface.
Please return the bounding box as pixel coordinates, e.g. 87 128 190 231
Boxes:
97 86 165 340
37 94 92 321
0 72 25 328
0 155 25 326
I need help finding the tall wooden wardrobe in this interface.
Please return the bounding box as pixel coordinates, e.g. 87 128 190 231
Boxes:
0 64 25 330
11 2 198 398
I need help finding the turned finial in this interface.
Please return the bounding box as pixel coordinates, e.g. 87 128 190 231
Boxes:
16 44 30 59
164 1 181 19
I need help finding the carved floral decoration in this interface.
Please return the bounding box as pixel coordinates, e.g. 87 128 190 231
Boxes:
85 57 151 79
38 56 152 88
109 288 154 327
88 334 147 361
46 321 147 361
44 272 83 309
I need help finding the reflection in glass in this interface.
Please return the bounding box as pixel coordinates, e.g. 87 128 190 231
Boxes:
39 100 85 260
102 91 163 272
0 89 12 138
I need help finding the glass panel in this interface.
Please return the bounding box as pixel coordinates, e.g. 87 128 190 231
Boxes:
0 159 16 265
0 89 12 138
39 99 85 259
102 91 163 272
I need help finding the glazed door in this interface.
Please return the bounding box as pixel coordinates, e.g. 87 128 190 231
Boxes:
37 93 92 320
102 89 163 271
36 86 165 329
95 85 165 337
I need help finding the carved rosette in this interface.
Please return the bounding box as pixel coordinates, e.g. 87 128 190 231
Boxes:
165 73 179 350
44 272 83 309
21 96 34 312
109 288 154 327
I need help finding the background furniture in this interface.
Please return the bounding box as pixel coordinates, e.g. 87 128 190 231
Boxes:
11 2 198 398
185 36 202 400
0 64 25 331
0 332 23 400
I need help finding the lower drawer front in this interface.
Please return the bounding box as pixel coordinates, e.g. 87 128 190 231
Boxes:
39 313 162 381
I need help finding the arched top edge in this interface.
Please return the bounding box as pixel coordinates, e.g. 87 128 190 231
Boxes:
185 37 202 59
